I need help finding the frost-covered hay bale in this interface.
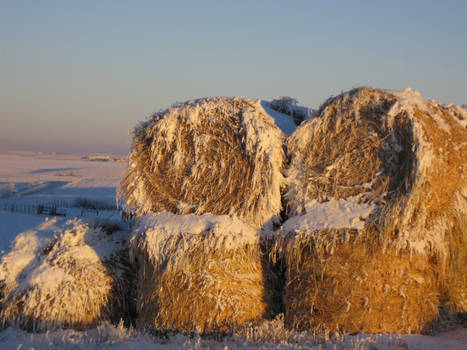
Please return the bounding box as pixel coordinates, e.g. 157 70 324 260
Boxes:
0 220 133 331
278 227 439 334
285 87 467 315
286 87 416 212
118 97 286 228
132 212 272 334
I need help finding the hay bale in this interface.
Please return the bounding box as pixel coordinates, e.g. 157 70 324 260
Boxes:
132 212 273 334
0 219 134 331
278 227 439 334
286 87 466 255
286 87 413 213
118 97 286 229
281 87 467 333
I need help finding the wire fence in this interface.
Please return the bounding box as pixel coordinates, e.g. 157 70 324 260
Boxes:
1 202 70 216
1 203 40 215
1 201 134 226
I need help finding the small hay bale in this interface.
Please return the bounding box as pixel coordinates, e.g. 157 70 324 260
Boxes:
282 87 467 333
118 97 286 229
132 212 273 334
0 220 134 331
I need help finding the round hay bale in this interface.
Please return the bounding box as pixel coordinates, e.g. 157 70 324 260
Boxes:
278 228 439 334
281 87 467 333
132 212 274 334
286 87 415 213
118 97 286 229
0 220 134 331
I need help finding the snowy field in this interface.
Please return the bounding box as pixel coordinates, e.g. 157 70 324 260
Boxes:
0 150 466 349
0 151 125 251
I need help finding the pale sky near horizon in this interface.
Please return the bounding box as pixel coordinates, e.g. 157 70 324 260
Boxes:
1 0 466 154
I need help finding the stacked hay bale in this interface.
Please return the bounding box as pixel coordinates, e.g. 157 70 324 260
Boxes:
132 212 272 333
277 227 440 334
118 97 287 229
281 87 467 333
0 219 133 331
120 97 289 333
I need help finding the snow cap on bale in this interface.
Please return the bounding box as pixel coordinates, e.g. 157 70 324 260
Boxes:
279 87 467 333
118 97 289 229
131 211 274 334
0 219 134 331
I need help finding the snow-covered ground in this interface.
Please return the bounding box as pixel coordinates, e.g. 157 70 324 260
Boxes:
0 320 466 350
0 151 125 251
0 150 465 349
0 151 125 207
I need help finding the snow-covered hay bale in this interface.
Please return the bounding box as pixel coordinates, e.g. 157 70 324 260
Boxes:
0 219 133 331
281 87 467 333
286 87 415 212
132 212 273 334
118 97 286 229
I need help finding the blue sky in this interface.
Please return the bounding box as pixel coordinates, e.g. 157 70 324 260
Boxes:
1 1 466 154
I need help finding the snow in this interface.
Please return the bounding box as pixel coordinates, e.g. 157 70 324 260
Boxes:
164 97 300 135
259 100 298 135
23 264 73 293
0 212 58 252
0 321 466 350
134 211 260 268
0 151 125 185
0 217 64 301
282 196 376 232
390 87 464 131
0 150 125 208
